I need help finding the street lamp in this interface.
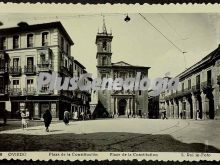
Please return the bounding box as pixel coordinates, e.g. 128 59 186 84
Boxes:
124 14 131 22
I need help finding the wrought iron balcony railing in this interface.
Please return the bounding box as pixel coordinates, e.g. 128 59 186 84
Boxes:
0 65 8 73
23 87 36 95
60 64 73 76
38 86 54 95
9 66 22 76
9 88 22 96
24 65 36 75
201 81 213 93
37 62 53 72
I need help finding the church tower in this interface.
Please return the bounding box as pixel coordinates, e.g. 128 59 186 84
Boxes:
95 18 113 67
95 18 113 113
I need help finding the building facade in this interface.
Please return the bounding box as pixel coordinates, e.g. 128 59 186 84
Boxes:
163 45 220 120
95 21 150 117
0 21 90 120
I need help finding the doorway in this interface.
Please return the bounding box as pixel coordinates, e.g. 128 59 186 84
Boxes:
118 99 127 116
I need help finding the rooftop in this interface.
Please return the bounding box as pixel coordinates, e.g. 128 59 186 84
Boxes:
0 21 74 45
177 45 220 80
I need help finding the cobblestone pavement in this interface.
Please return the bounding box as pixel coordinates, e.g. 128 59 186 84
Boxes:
0 119 219 152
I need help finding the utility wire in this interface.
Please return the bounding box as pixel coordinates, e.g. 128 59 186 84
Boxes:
139 13 184 54
139 13 188 69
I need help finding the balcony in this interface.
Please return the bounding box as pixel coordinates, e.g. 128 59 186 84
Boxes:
0 52 9 74
23 87 36 95
0 65 8 74
60 64 73 76
38 86 54 95
9 66 22 76
0 88 7 95
9 88 22 96
37 62 53 72
183 88 192 95
201 81 213 93
24 65 36 75
192 84 200 93
60 90 73 98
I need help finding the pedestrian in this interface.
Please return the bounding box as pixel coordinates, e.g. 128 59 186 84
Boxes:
180 112 183 119
21 109 29 130
196 109 200 120
163 110 167 119
81 111 84 120
74 111 78 120
43 109 52 132
63 109 70 125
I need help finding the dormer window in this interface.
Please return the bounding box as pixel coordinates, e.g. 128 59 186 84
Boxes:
13 35 19 49
27 34 34 48
42 32 49 46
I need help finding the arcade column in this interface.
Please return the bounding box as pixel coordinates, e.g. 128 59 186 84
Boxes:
178 99 182 119
201 92 208 120
173 99 178 119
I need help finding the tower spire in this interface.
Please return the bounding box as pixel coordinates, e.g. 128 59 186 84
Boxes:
102 16 107 34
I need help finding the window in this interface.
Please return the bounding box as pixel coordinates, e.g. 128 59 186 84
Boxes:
69 64 72 71
196 75 200 89
13 35 19 49
188 79 191 90
27 57 34 71
0 77 4 90
182 83 184 92
27 79 34 90
42 32 49 46
40 54 46 64
139 90 142 95
27 57 34 66
0 37 6 50
207 70 212 85
61 37 64 51
13 80 19 89
66 44 69 55
27 34 34 47
102 56 107 65
65 59 68 68
13 58 19 68
103 41 107 51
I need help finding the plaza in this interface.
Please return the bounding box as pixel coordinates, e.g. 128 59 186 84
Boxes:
0 118 219 152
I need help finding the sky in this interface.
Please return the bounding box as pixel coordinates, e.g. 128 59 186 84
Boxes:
0 13 220 79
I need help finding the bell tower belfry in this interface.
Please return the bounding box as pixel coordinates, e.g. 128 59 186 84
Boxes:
95 18 113 67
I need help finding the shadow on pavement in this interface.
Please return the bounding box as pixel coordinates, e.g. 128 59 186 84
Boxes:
0 132 219 152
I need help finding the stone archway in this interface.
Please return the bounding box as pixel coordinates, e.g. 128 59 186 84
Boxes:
207 92 215 119
118 99 127 116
